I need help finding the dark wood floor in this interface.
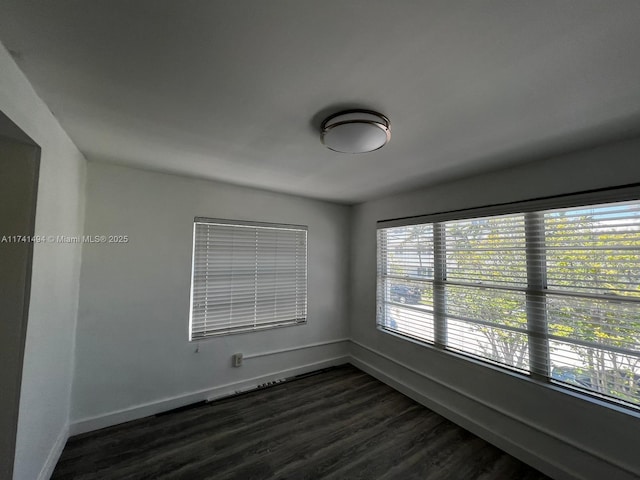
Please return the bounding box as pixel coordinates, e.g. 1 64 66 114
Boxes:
53 365 550 480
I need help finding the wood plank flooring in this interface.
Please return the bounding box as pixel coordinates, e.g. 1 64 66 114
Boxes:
52 365 551 479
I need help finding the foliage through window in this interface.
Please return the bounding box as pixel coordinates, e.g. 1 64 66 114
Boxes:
189 218 307 339
377 199 640 409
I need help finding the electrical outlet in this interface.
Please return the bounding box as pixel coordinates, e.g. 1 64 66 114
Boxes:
232 353 243 367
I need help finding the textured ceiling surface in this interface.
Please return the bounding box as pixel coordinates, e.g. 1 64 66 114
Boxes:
2 1 640 203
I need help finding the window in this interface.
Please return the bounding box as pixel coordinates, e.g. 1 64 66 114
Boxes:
377 195 640 409
189 218 307 339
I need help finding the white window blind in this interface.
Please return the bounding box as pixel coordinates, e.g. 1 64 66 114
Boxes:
377 198 640 409
189 218 307 339
377 224 436 343
443 214 530 372
544 202 640 406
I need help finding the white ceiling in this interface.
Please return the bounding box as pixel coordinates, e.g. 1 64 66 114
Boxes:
2 1 640 203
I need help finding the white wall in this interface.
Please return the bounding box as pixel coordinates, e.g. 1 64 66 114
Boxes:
349 137 640 480
0 44 86 480
71 162 350 431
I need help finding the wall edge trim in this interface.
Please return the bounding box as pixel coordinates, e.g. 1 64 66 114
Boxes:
243 337 350 359
37 423 68 480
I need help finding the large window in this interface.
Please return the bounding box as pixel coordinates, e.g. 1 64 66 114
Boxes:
377 197 640 409
189 218 307 339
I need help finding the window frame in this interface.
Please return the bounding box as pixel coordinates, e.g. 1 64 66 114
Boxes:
189 217 308 340
376 183 640 412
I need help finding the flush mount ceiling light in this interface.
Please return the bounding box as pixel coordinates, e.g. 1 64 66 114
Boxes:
320 110 391 154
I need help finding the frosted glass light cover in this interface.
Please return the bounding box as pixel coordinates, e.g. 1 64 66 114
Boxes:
321 111 390 153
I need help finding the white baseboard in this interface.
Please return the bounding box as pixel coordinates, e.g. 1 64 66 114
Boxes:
37 424 68 480
69 355 348 436
349 343 639 480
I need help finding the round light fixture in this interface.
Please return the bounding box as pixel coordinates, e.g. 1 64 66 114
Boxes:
320 110 391 154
